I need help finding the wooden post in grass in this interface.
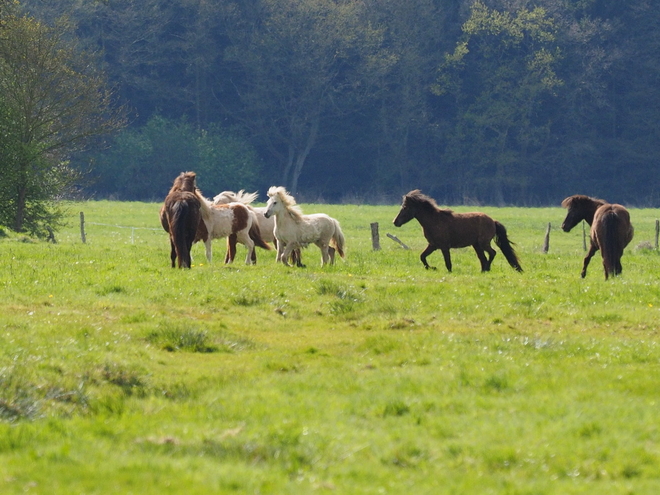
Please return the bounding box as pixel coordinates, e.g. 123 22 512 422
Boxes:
80 212 86 244
582 220 587 251
542 222 551 253
370 222 381 251
387 233 410 250
655 219 659 250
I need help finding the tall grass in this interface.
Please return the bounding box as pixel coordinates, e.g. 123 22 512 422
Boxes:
0 200 659 494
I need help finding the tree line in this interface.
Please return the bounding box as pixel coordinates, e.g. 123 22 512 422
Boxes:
8 0 660 220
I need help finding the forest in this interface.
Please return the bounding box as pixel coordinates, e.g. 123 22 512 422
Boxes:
13 0 660 206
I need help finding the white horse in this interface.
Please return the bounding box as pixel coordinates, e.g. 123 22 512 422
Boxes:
214 189 305 265
264 186 345 266
196 196 270 264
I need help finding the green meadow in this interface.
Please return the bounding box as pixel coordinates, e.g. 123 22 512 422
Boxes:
1 200 659 494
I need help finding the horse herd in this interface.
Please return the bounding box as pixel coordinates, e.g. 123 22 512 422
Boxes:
160 172 634 280
159 172 345 269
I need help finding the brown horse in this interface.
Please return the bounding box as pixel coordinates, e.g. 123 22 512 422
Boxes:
393 190 522 273
160 172 202 268
561 195 634 279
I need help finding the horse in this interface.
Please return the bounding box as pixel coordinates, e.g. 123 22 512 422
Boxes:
213 190 274 263
194 196 270 265
393 190 522 273
263 186 345 267
561 195 634 279
159 171 203 268
215 189 304 266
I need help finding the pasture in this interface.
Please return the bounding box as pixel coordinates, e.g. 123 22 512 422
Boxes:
1 200 659 494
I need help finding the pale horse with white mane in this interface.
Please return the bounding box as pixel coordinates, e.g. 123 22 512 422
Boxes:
214 189 303 265
263 186 345 266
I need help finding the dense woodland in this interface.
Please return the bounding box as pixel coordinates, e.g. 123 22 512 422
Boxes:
18 0 660 206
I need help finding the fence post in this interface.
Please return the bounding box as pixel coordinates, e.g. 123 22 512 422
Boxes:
655 219 659 250
80 212 86 244
542 222 551 254
370 222 381 251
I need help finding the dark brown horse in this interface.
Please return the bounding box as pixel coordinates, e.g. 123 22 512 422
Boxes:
561 195 634 279
393 190 522 273
160 171 202 268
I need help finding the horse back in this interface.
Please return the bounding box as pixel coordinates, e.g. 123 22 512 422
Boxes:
425 210 496 248
593 203 634 248
205 203 251 238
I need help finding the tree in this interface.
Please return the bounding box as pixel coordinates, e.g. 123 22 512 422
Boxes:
0 12 125 235
434 1 562 204
223 0 385 194
89 116 262 200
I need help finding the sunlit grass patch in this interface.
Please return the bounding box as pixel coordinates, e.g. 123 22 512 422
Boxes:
146 325 217 353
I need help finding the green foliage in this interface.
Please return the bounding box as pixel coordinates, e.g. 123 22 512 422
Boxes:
0 11 124 234
90 116 262 200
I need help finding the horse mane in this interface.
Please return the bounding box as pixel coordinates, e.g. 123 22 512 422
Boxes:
213 190 258 205
268 186 303 220
561 194 606 209
169 171 197 194
404 189 452 216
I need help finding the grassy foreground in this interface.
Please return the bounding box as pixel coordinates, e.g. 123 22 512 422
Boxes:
1 200 659 494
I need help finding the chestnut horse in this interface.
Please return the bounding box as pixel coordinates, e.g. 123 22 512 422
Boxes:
393 190 522 273
561 195 634 279
213 190 276 264
194 197 271 265
159 171 202 268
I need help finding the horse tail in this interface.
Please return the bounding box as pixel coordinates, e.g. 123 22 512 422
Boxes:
249 221 272 250
171 200 193 268
330 219 346 258
494 221 522 272
196 191 212 222
601 211 623 277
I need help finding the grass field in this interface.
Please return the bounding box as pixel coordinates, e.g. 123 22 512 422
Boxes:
1 200 659 494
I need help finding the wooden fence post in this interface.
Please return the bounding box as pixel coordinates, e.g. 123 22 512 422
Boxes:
370 222 381 251
542 222 551 254
80 212 86 244
386 233 410 250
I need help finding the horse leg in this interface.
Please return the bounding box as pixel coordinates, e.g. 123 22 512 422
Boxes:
484 244 497 270
244 238 255 265
581 242 599 278
328 246 336 265
204 238 213 263
169 239 177 268
420 244 438 270
473 245 490 272
292 249 305 267
276 242 286 263
281 243 294 267
225 234 238 264
319 244 330 266
440 248 452 272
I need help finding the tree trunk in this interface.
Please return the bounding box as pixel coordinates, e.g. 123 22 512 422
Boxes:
289 113 320 195
14 185 26 232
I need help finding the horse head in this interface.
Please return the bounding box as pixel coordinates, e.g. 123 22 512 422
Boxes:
169 171 197 194
561 195 606 231
393 190 428 227
265 186 295 218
